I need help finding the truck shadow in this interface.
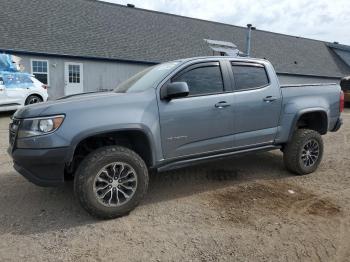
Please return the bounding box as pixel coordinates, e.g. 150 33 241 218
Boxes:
0 151 292 235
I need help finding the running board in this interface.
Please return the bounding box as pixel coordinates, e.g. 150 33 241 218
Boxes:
157 145 281 172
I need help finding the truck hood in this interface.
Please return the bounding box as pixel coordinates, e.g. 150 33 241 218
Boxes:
14 91 145 118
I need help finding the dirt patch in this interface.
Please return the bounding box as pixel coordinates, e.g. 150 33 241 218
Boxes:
208 181 342 224
306 199 342 217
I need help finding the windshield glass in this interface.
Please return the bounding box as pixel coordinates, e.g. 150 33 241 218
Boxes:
114 61 181 93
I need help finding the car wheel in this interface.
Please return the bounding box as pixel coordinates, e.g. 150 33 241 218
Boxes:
283 129 324 175
25 95 43 105
74 146 149 219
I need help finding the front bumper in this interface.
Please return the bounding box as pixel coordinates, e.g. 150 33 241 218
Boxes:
8 147 69 187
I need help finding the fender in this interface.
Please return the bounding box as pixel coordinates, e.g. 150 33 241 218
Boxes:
288 107 329 141
65 123 157 167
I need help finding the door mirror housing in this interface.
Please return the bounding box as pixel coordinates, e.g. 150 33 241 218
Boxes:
161 82 189 100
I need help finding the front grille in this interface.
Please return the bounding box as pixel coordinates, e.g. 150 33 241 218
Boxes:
9 118 20 147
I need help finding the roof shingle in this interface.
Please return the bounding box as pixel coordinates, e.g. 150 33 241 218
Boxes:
0 0 349 77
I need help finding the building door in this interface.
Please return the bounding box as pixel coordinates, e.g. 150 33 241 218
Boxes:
64 62 83 95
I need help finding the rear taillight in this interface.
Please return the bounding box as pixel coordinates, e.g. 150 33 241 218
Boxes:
340 90 344 113
42 84 48 89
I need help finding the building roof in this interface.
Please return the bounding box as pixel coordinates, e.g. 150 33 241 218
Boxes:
1 0 350 78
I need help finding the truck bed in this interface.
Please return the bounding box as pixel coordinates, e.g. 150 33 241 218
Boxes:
276 82 342 143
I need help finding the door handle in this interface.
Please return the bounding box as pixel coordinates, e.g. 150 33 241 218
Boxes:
215 101 230 108
263 96 277 102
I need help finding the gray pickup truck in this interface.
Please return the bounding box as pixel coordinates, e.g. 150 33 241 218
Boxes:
8 56 343 218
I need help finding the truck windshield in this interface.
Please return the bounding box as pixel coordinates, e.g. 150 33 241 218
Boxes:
114 61 180 93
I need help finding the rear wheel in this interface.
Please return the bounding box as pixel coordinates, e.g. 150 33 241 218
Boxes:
74 146 149 219
25 95 43 105
283 129 323 175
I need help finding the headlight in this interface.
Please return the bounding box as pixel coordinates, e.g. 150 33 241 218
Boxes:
18 115 65 138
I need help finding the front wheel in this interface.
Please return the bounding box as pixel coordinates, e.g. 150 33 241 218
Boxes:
283 129 324 175
74 146 149 219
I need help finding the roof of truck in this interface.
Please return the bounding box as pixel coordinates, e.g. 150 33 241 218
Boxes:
0 0 349 78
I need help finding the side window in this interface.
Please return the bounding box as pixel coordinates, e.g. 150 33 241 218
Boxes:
231 64 269 91
172 64 224 96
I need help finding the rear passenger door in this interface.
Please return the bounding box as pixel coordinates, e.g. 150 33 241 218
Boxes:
230 62 282 148
158 61 235 159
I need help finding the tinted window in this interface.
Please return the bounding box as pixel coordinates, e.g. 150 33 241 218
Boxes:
232 65 269 90
172 65 224 96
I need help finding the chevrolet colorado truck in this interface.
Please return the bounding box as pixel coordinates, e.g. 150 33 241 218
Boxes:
8 57 344 219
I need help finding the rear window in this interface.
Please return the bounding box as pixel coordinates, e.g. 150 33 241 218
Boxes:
231 64 269 91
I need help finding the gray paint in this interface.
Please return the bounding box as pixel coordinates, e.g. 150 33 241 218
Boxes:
277 74 340 85
17 54 148 99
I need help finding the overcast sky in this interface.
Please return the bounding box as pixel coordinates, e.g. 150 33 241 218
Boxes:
102 0 350 45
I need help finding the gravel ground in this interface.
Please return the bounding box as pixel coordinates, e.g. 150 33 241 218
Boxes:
0 109 349 262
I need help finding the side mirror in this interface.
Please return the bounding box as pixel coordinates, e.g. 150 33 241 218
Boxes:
161 82 189 100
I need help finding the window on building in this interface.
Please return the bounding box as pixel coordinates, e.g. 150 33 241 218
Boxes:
31 60 49 84
68 65 80 83
231 64 269 90
172 64 224 96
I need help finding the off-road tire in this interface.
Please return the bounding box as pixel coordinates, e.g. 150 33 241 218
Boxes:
74 146 149 219
283 129 324 175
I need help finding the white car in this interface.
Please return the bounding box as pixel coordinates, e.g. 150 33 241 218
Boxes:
0 73 48 112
